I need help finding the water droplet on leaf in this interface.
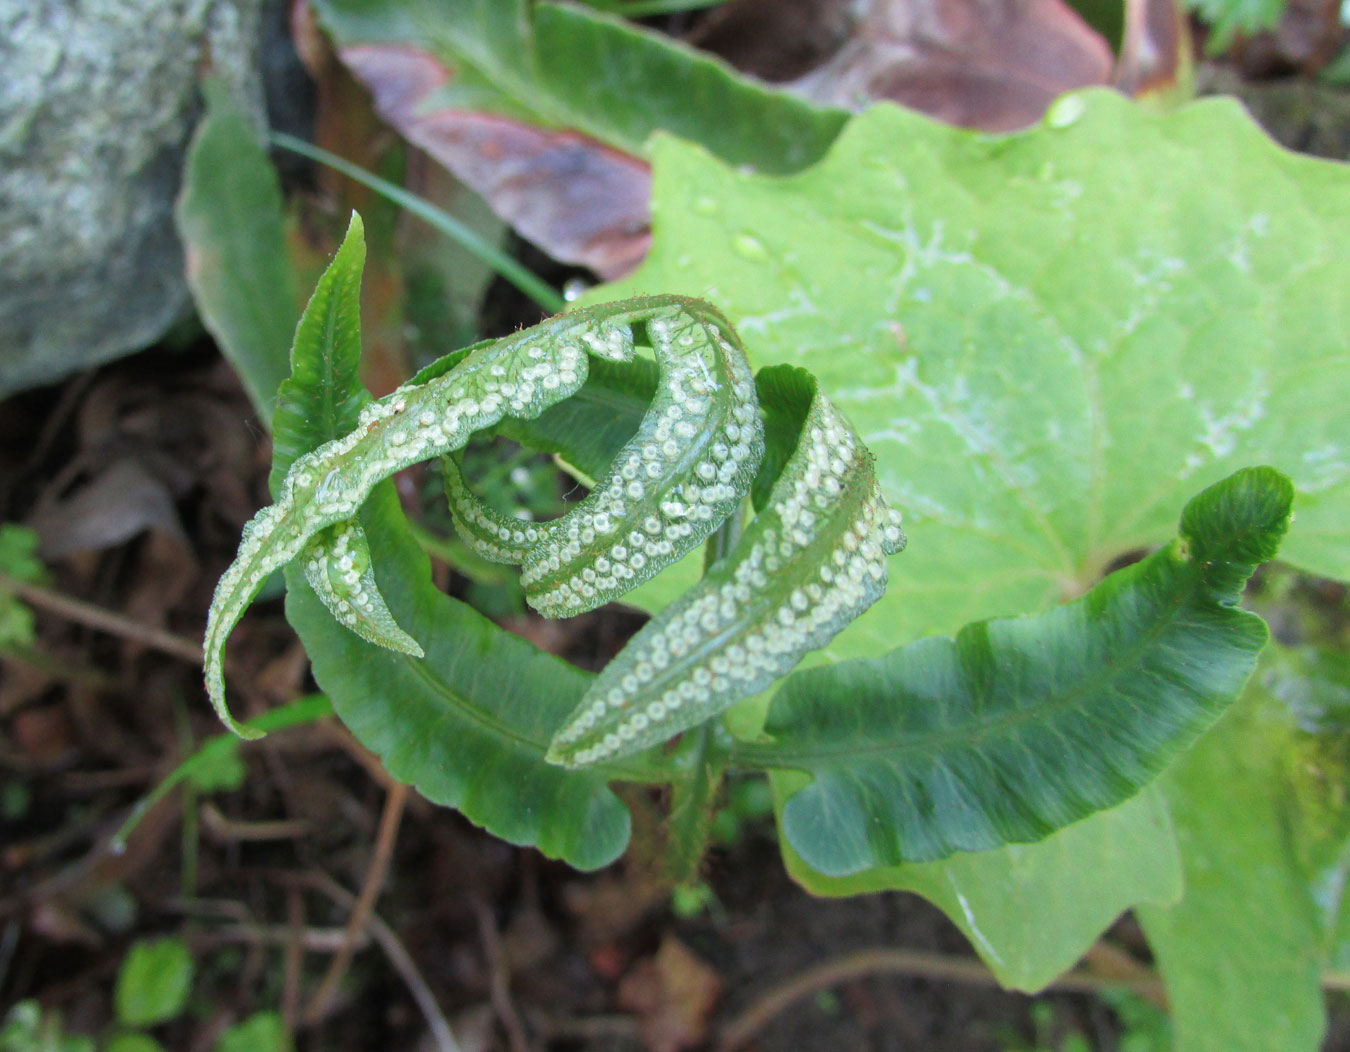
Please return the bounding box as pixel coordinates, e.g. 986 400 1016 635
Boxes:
1045 94 1087 129
732 233 768 262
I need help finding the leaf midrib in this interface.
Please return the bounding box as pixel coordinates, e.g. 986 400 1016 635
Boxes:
399 647 666 783
741 551 1243 770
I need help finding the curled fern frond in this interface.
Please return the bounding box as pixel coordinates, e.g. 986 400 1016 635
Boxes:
205 294 905 766
443 302 766 617
205 301 627 736
547 366 906 768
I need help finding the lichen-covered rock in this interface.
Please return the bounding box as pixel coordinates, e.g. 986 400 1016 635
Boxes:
0 0 265 397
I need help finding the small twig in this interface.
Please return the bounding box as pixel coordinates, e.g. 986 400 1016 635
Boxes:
298 871 462 1052
715 947 1168 1052
207 923 371 953
1081 941 1168 1008
199 802 312 842
530 1012 639 1043
0 573 204 665
305 781 409 1023
472 897 532 1052
317 719 404 791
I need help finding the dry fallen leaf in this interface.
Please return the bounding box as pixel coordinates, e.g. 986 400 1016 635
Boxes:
789 0 1114 131
617 935 723 1052
340 44 652 279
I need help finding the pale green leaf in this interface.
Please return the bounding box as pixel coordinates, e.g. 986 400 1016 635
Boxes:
0 523 44 650
594 92 1350 637
106 1036 166 1052
176 80 296 424
1270 643 1350 969
213 1011 291 1052
1138 681 1327 1052
778 783 1183 992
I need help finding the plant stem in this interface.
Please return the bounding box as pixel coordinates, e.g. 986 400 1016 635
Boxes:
300 872 462 1052
660 506 747 875
270 132 566 315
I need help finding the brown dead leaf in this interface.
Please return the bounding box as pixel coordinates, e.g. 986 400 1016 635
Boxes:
617 935 722 1052
338 44 652 279
564 866 668 947
789 0 1114 131
27 458 188 561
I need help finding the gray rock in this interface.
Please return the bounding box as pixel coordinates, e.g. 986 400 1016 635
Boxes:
0 0 265 397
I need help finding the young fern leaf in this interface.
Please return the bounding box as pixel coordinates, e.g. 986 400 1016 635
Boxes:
300 520 423 657
204 307 623 737
547 365 906 768
443 303 766 618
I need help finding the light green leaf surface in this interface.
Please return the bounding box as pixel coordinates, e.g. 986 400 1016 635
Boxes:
176 80 297 425
113 938 194 1028
1138 680 1327 1052
593 88 1350 994
596 91 1350 636
310 0 845 173
779 783 1182 992
757 467 1290 872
